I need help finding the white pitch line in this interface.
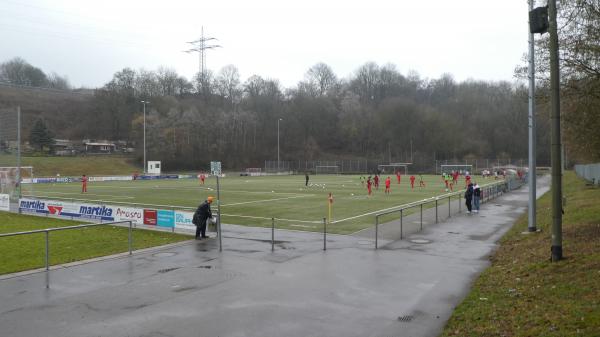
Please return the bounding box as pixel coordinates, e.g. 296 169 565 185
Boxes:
222 213 321 224
221 195 312 207
31 191 135 199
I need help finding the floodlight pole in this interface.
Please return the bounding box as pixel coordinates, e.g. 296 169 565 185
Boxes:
277 118 282 172
527 0 537 232
548 0 563 261
17 106 21 199
141 101 150 174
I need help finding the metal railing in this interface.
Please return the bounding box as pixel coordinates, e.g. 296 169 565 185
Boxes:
0 220 133 288
374 181 508 249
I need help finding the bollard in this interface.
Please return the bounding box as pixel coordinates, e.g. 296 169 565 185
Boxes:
271 217 275 252
375 216 379 250
458 194 461 212
323 218 327 251
448 196 451 218
435 199 438 223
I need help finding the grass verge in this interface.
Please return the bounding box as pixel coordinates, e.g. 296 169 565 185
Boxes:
0 154 139 177
0 211 191 275
441 171 600 337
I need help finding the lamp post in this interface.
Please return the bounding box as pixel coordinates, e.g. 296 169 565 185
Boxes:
141 101 150 174
277 118 283 172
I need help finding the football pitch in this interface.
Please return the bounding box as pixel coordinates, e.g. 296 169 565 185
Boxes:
26 174 483 234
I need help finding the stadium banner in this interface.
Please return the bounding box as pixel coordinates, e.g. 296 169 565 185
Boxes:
19 198 115 221
0 194 10 211
113 206 144 226
89 176 133 182
18 197 195 232
143 209 157 225
175 210 195 230
157 210 175 228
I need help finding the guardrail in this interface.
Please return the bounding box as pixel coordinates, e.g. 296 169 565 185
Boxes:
0 220 133 288
374 180 509 249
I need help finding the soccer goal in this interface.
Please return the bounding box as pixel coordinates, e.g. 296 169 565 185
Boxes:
440 164 473 175
315 165 340 175
377 163 409 175
0 166 34 200
245 167 262 177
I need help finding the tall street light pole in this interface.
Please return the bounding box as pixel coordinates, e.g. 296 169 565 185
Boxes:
548 0 563 261
141 101 150 174
277 118 282 172
527 0 537 232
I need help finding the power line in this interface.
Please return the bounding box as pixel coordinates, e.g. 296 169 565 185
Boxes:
183 27 221 81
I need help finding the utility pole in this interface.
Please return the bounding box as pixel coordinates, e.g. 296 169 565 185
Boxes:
184 27 221 90
548 0 563 261
527 0 537 232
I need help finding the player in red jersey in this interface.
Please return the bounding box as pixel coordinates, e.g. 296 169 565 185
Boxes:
396 170 401 184
81 174 88 193
374 175 380 189
409 175 416 190
199 173 206 185
385 176 391 194
367 176 373 196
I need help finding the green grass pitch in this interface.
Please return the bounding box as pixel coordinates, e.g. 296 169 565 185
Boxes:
26 174 489 234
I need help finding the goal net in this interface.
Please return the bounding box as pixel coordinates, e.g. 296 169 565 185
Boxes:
0 166 34 201
377 164 409 175
315 165 340 175
440 164 473 175
245 167 262 176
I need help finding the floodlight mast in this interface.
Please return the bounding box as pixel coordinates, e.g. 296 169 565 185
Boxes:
141 101 150 174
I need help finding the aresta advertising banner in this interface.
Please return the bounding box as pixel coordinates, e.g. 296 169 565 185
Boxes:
113 206 144 226
0 194 10 211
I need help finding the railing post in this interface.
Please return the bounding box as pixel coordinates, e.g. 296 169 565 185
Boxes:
323 217 327 251
45 230 49 271
128 221 132 255
271 217 275 252
435 199 438 223
400 209 403 240
448 196 451 218
375 216 379 249
458 194 461 212
45 230 49 288
420 203 423 230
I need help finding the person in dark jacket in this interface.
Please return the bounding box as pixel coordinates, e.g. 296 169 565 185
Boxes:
193 196 214 239
464 183 474 214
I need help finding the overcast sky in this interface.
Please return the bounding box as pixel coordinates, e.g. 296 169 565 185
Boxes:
0 0 532 89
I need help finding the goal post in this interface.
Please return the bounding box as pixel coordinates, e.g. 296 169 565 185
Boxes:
315 165 340 175
244 167 262 176
440 164 473 175
377 163 409 175
0 166 34 201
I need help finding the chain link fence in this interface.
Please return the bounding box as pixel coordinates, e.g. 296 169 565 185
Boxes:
575 163 600 185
